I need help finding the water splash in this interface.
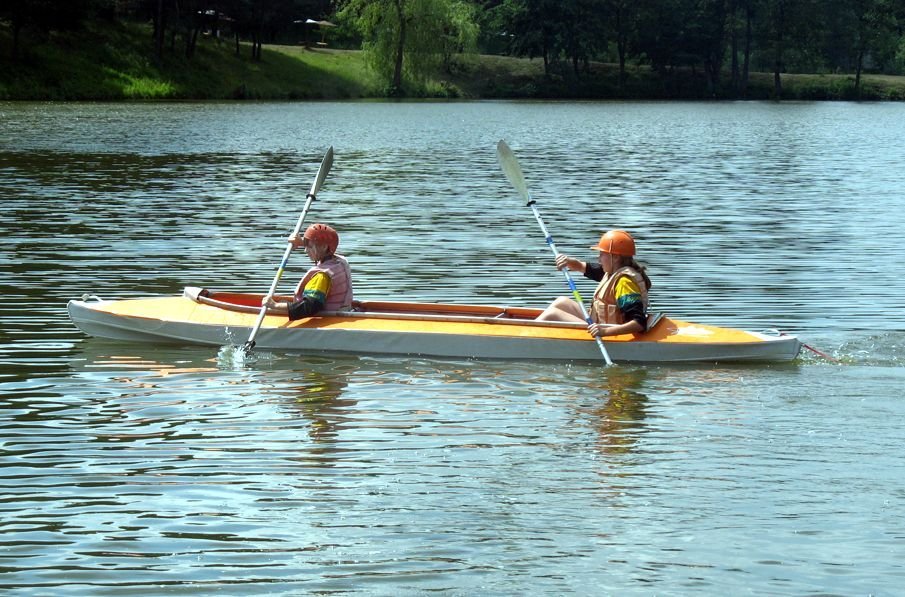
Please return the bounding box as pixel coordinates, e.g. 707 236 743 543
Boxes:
792 332 905 367
216 344 274 368
835 333 905 367
800 342 843 364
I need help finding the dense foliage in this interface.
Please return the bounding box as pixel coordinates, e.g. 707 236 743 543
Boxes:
2 0 904 98
470 0 905 96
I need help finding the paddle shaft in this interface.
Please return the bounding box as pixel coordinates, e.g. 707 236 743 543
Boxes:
496 140 614 366
528 200 614 366
244 193 315 348
244 147 334 352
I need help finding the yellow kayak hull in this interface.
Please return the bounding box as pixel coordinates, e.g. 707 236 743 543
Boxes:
67 288 802 363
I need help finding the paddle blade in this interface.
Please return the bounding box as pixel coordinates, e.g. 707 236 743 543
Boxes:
309 146 334 197
496 140 530 202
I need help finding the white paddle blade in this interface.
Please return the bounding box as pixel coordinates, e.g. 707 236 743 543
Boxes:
309 146 334 197
496 140 530 202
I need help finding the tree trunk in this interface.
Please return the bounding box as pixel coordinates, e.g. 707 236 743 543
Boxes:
705 1 726 98
616 7 627 93
742 3 752 96
11 20 22 61
154 0 166 62
390 0 406 93
773 67 782 101
542 38 550 77
772 1 785 100
186 27 199 58
234 31 240 57
618 42 626 92
392 32 404 91
855 46 864 99
730 0 739 96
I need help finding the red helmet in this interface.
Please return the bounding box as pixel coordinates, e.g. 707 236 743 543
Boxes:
303 223 339 254
591 230 635 256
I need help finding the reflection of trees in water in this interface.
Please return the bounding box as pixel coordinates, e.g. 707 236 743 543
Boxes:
578 366 649 455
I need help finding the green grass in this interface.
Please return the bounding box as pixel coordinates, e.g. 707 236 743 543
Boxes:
0 20 382 100
2 19 904 101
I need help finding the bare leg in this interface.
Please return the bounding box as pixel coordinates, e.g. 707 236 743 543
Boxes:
536 296 588 322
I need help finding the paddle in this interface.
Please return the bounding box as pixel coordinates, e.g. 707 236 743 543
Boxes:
496 140 614 366
243 146 334 354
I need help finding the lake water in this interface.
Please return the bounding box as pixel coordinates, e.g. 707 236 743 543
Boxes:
1 100 904 594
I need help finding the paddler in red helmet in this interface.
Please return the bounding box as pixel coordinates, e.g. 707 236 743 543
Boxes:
263 223 353 319
536 229 652 337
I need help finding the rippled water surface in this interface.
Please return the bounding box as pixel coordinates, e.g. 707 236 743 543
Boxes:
2 100 905 594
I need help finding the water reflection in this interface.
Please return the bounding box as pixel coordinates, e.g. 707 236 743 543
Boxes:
572 366 649 456
281 367 352 443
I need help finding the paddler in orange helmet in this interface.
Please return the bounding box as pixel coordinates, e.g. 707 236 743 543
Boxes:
536 229 651 337
263 223 353 320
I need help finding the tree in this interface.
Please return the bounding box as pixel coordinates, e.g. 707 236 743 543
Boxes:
339 0 479 93
0 0 93 61
559 0 607 77
440 0 479 73
728 0 769 97
848 0 898 97
695 0 729 96
135 0 172 61
494 0 562 76
214 0 250 57
754 0 823 98
604 0 640 92
634 0 692 75
222 0 275 61
176 0 213 59
767 0 787 97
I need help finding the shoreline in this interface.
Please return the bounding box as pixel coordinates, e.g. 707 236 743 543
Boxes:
2 22 904 102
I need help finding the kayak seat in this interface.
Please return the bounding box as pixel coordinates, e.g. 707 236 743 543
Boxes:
646 312 664 330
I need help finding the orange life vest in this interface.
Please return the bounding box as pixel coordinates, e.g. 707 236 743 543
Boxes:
589 266 649 325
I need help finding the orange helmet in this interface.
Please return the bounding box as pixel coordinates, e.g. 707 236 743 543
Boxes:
591 230 635 256
303 223 339 254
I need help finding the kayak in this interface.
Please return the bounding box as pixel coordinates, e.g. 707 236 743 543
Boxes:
66 287 802 363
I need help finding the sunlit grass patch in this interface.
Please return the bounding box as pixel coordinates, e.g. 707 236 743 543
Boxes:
122 76 176 99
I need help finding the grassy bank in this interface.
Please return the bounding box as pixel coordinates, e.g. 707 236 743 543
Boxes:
0 20 380 100
449 54 905 101
2 19 905 101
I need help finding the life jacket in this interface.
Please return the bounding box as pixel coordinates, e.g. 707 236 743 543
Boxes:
294 254 353 311
589 266 649 325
